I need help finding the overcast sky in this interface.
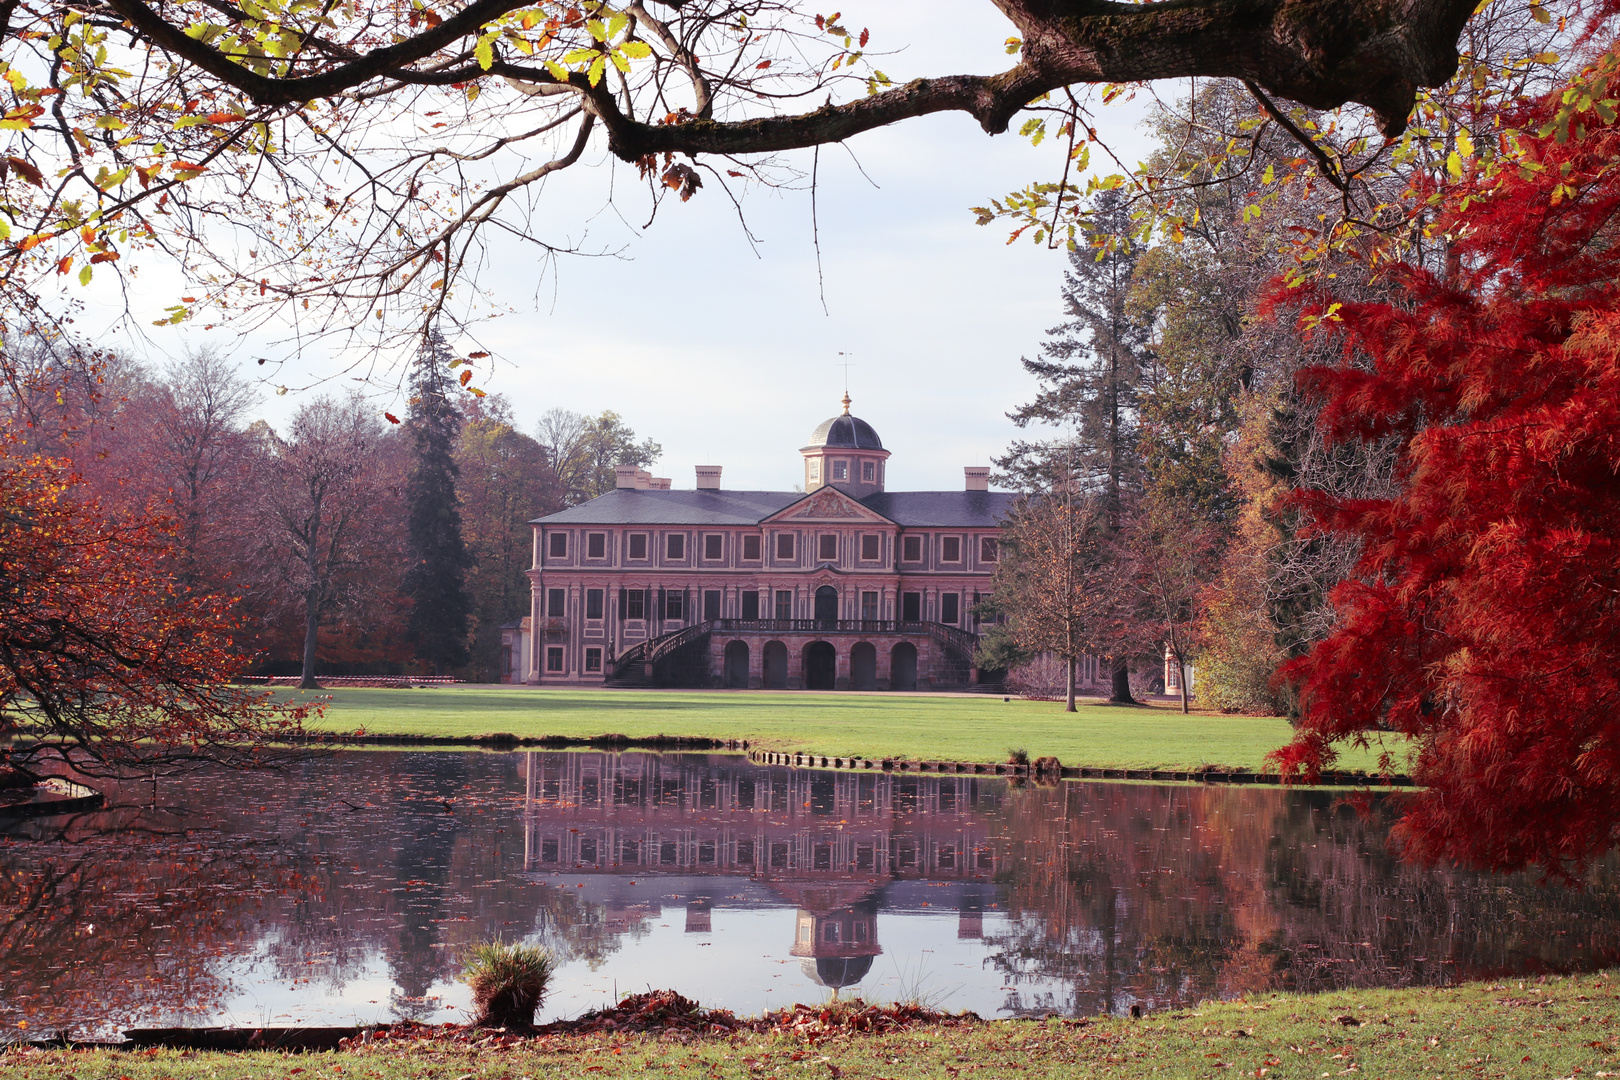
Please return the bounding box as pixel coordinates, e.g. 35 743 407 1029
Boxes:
68 2 1167 494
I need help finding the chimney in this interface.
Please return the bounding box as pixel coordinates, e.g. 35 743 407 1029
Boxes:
695 465 722 490
615 465 639 489
649 476 672 490
965 466 990 492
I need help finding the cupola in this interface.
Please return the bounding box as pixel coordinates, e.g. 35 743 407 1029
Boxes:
800 393 890 497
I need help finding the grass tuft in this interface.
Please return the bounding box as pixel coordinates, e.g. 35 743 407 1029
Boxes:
461 940 554 1029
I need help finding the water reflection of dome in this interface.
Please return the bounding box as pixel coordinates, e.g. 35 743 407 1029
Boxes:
800 955 874 988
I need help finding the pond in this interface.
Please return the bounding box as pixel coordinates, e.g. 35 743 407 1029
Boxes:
4 750 1619 1039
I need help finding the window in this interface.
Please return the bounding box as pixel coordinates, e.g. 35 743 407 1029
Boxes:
703 590 721 620
584 647 603 673
902 535 922 562
587 532 606 559
586 589 604 620
863 460 876 483
742 534 761 560
832 460 848 481
941 593 960 624
546 646 564 672
548 532 567 558
665 590 684 620
628 533 648 560
547 588 566 617
901 592 921 621
809 459 821 482
776 533 795 559
941 536 962 562
741 590 760 620
626 589 646 620
818 533 838 561
704 533 723 560
775 590 793 621
666 533 685 559
980 536 998 562
861 591 879 620
860 534 880 561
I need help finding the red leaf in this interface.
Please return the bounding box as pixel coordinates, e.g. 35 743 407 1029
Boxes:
7 155 43 187
384 412 401 424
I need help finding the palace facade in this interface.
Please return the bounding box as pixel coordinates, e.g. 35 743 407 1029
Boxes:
506 397 1015 689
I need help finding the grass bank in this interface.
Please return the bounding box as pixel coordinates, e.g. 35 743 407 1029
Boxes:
8 971 1617 1078
284 686 1398 773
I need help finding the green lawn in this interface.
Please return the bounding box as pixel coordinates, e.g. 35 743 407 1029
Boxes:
285 686 1398 773
6 970 1616 1079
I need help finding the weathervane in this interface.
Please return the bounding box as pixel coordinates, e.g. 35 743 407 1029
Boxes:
837 350 852 413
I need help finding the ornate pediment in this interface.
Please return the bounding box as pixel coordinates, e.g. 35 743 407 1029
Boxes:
767 487 892 524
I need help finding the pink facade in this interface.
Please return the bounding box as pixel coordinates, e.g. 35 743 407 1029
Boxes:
513 401 1013 690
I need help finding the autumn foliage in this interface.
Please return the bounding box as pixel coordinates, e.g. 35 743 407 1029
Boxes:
0 435 317 778
1270 55 1620 876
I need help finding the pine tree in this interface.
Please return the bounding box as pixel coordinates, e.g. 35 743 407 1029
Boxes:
999 190 1154 703
402 331 471 673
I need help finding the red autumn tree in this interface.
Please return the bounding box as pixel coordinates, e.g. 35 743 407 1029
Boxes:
1269 50 1620 877
0 434 319 781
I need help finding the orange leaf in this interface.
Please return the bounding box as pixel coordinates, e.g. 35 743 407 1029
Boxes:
468 350 489 359
55 254 73 275
459 369 473 386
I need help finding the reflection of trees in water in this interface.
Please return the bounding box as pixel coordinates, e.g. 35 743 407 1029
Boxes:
0 754 571 1033
0 811 290 1037
981 784 1620 1016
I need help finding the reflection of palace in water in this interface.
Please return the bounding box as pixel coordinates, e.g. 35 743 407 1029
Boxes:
518 752 1002 989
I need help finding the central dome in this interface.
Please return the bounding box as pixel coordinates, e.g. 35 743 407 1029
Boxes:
806 395 883 450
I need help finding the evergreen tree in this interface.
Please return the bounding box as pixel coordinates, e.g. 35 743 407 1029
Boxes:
998 190 1154 703
402 331 471 672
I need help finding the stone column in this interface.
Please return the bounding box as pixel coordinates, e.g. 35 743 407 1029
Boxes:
787 637 805 690
834 644 851 691
748 636 764 689
875 643 892 692
527 581 543 684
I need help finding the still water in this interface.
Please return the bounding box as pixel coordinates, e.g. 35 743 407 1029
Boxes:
4 750 1619 1038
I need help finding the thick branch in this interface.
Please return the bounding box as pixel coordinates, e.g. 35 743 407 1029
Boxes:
106 0 1475 164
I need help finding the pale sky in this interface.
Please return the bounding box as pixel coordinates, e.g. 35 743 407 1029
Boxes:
65 2 1167 494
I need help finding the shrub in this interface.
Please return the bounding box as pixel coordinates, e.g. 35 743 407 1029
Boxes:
462 940 554 1029
1005 747 1029 766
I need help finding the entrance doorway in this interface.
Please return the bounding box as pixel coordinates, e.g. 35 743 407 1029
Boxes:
814 585 839 629
805 641 837 690
850 642 877 691
763 641 788 689
724 640 750 688
890 642 918 691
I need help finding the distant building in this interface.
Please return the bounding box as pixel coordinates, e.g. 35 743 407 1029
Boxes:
504 396 1014 689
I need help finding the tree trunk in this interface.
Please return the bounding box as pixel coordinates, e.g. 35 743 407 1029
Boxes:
1177 657 1189 714
1065 654 1076 713
299 587 321 690
1109 658 1136 705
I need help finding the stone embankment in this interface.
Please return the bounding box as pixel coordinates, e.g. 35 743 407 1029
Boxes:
747 749 1413 787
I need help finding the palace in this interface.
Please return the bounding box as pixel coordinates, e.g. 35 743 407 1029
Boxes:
505 396 1015 689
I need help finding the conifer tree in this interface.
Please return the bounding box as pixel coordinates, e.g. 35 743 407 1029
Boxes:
402 332 471 673
999 190 1153 703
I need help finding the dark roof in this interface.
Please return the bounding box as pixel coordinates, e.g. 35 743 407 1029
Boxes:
532 489 802 526
859 490 1016 528
532 487 1014 528
806 413 883 450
